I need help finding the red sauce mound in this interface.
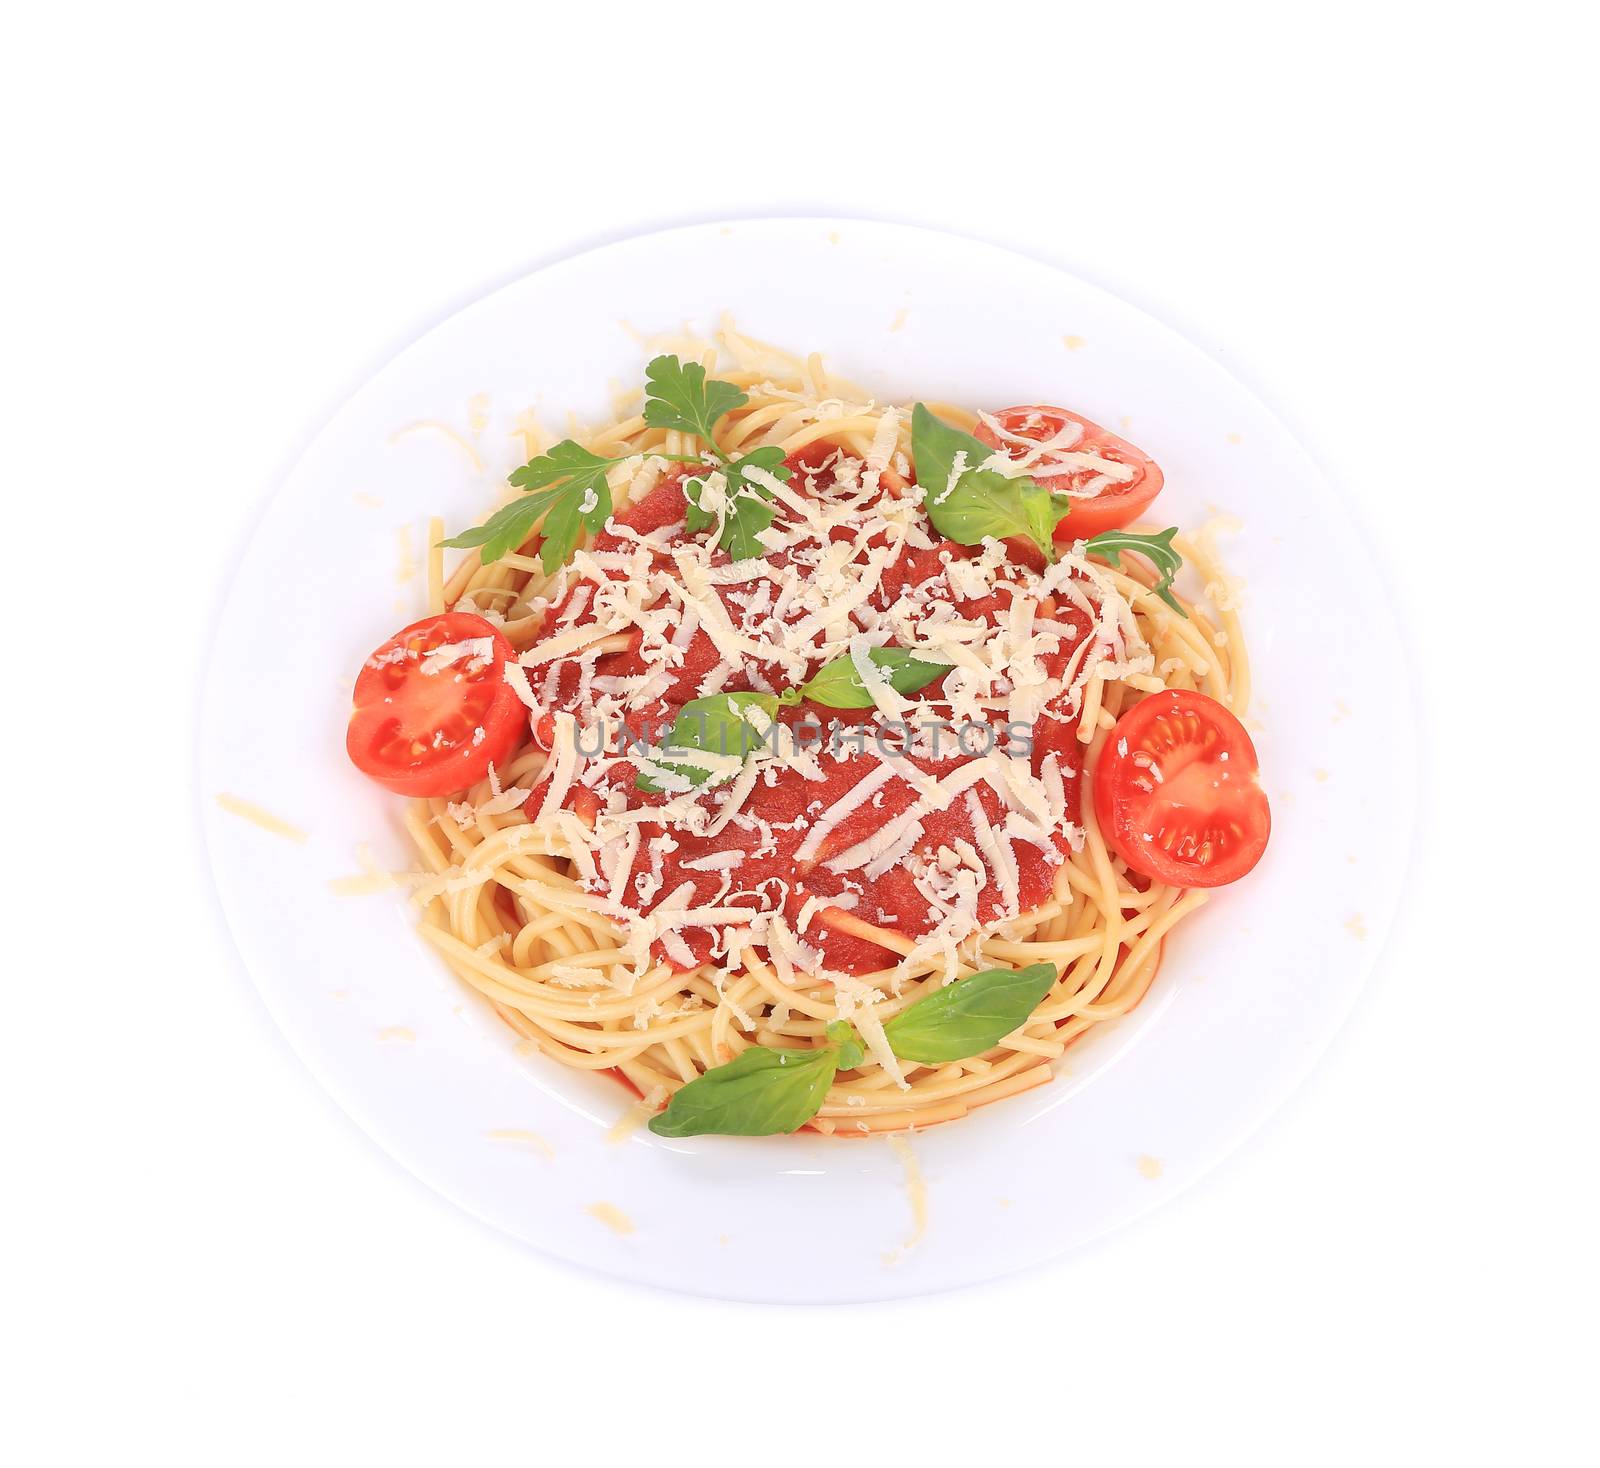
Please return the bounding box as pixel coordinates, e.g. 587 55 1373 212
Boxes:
522 448 1094 974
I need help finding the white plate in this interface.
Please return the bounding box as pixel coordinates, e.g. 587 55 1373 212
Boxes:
200 218 1416 1302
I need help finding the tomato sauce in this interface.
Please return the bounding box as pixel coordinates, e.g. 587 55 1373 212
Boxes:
521 447 1097 975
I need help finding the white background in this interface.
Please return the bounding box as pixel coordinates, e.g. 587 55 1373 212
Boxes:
4 2 1596 1463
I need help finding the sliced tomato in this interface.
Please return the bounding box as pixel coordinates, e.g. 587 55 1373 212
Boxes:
1094 690 1269 888
346 612 526 796
975 404 1164 541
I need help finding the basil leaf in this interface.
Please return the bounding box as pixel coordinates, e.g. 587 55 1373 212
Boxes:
825 1020 866 1071
1022 480 1064 558
635 691 779 793
799 647 950 709
911 404 1065 561
648 1043 838 1137
643 354 748 446
438 438 617 571
910 401 982 499
883 962 1059 1064
1085 527 1188 616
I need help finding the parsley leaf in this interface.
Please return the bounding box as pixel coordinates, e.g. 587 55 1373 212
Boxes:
718 482 777 561
798 647 951 709
684 445 793 561
438 439 618 574
643 354 748 447
435 495 546 570
882 963 1059 1064
645 350 792 561
911 404 1065 562
1085 527 1188 615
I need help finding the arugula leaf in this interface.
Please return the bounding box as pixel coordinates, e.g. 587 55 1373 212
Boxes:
635 692 780 794
798 647 951 709
648 1042 838 1138
1085 527 1188 615
911 404 1065 562
643 354 748 447
685 445 793 560
882 963 1059 1064
438 439 617 573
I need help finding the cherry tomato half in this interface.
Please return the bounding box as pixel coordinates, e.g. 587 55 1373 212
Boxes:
346 611 525 796
1093 689 1270 888
975 404 1164 541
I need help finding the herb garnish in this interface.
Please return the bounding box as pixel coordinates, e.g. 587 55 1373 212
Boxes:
443 373 1189 623
796 647 950 709
682 445 791 561
641 355 748 445
438 441 645 574
647 965 1060 1136
1083 527 1187 615
439 354 791 571
635 691 781 794
881 962 1059 1063
648 1021 865 1137
634 645 950 793
911 404 1069 564
644 356 794 560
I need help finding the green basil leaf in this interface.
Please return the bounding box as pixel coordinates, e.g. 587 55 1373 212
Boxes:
883 962 1059 1064
910 401 982 498
648 1043 838 1137
799 647 951 709
1022 480 1064 559
1085 527 1188 616
911 404 1065 561
825 1020 866 1072
643 354 748 446
635 691 780 793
